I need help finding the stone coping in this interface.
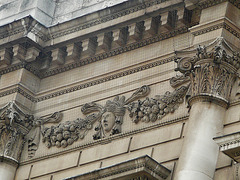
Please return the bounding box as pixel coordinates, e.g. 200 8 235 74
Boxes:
64 155 171 180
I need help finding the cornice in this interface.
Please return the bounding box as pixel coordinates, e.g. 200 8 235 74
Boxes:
1 19 239 79
0 26 25 40
20 115 187 165
0 62 26 75
0 0 172 43
40 26 189 78
65 155 170 180
191 21 240 39
0 56 174 103
48 0 170 40
198 0 240 10
0 85 36 102
2 55 240 105
35 0 239 42
0 25 188 78
0 0 237 45
214 132 240 162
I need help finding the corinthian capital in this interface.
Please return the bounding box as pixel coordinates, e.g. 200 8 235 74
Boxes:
174 37 240 106
0 102 34 163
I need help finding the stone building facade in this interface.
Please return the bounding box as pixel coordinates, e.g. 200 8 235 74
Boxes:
0 0 239 179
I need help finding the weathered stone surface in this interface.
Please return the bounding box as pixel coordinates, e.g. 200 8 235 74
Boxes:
79 138 130 165
130 123 183 151
0 0 239 180
30 151 79 178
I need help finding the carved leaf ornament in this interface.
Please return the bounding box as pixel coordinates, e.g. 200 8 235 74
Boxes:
0 102 35 161
127 86 188 123
38 82 189 151
174 37 240 104
5 38 238 158
10 41 240 156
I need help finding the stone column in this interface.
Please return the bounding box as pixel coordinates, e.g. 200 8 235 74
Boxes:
0 157 18 180
174 38 240 180
0 102 34 180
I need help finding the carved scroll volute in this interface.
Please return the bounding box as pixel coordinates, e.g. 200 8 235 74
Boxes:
175 38 240 106
0 102 34 162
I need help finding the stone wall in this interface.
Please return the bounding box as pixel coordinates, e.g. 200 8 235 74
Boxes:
0 0 239 179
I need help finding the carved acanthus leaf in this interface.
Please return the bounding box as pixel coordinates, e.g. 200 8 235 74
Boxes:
170 74 190 88
125 85 150 104
174 37 240 103
0 102 34 162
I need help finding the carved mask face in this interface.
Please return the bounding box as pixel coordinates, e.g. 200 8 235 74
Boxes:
101 111 115 132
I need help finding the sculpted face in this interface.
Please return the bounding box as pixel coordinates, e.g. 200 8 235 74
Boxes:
102 111 115 132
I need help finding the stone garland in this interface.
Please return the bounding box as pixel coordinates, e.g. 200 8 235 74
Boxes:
127 86 188 123
0 82 190 159
39 85 150 148
3 38 239 161
38 83 189 151
0 85 189 160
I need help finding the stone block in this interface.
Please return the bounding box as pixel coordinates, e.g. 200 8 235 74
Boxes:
152 139 183 163
224 104 240 125
81 38 97 57
216 152 232 169
53 161 100 180
224 122 240 135
79 137 130 165
30 151 80 178
130 123 183 151
0 69 21 88
97 32 112 52
225 2 240 27
101 147 152 168
12 44 26 63
214 166 234 180
0 48 13 65
66 43 81 62
25 46 40 62
199 2 228 24
51 48 66 65
15 165 31 180
20 69 40 93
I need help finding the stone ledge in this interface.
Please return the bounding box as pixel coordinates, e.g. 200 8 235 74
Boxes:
65 155 171 180
214 132 240 163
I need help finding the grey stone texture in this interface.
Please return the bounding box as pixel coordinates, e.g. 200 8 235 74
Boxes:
0 0 239 180
0 0 127 26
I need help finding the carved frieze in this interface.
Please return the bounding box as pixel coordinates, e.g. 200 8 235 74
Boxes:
127 86 188 123
37 86 150 149
174 37 240 105
33 83 190 151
